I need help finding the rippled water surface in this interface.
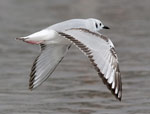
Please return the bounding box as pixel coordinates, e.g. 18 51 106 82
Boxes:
0 0 150 114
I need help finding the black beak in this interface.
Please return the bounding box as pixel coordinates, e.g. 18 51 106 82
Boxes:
103 26 110 29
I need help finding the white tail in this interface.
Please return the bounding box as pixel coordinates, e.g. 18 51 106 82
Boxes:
16 29 56 44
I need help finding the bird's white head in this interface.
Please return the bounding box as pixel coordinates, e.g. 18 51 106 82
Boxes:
86 18 109 32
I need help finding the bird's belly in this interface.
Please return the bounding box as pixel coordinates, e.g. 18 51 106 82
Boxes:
45 31 71 45
46 37 70 44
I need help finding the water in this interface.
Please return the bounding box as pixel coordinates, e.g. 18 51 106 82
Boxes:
0 0 150 114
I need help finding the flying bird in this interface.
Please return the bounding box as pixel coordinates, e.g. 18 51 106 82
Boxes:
16 18 122 100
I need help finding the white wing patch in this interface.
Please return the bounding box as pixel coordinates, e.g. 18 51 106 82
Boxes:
58 28 122 100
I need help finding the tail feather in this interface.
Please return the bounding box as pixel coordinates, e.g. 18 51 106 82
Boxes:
16 37 43 44
16 29 56 44
16 37 28 41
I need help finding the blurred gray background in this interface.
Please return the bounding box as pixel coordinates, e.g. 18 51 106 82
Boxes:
0 0 150 114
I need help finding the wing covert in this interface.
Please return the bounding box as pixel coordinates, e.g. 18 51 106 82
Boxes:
58 28 122 100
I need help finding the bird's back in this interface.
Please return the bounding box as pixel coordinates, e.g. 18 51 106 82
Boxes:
47 19 87 32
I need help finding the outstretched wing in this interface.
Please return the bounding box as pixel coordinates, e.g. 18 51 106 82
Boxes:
58 28 122 100
29 44 71 90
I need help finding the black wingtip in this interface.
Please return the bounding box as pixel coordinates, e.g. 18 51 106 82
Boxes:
119 98 122 101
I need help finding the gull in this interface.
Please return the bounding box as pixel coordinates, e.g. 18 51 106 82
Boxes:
16 18 122 101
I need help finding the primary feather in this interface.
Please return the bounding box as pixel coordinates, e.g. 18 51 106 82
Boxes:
58 28 122 100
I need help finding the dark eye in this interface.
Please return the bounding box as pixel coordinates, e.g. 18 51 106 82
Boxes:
99 23 101 26
95 23 98 28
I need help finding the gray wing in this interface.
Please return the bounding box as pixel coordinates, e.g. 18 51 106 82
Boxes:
58 28 122 100
29 44 71 90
